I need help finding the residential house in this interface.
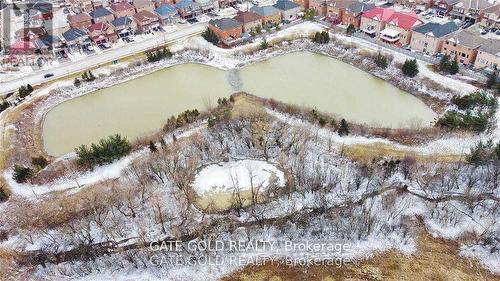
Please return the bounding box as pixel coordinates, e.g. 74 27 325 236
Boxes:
251 6 282 26
449 0 495 23
195 0 218 14
152 0 175 8
293 0 309 9
175 0 202 19
233 10 262 33
325 0 353 24
15 27 47 41
111 16 137 37
410 21 459 54
69 0 94 13
134 0 156 12
431 0 460 17
87 22 118 45
474 39 500 70
62 27 91 49
360 7 423 45
92 0 110 9
479 4 500 28
208 18 242 41
342 2 375 28
90 7 115 23
309 0 327 16
67 13 93 29
110 2 137 18
39 34 65 53
441 29 485 65
219 0 237 9
155 4 178 23
43 8 70 36
8 39 49 55
133 10 161 32
273 0 301 21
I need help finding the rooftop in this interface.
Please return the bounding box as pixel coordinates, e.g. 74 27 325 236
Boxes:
250 5 281 16
89 7 113 18
413 21 459 38
273 0 300 11
209 18 242 30
233 10 262 24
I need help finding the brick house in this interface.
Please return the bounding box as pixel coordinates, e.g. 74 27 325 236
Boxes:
175 0 202 19
110 2 137 18
68 12 93 29
208 18 242 40
440 29 485 65
431 0 460 17
133 10 161 33
342 2 374 28
155 4 179 24
134 0 156 13
251 6 282 26
474 39 500 70
479 4 500 28
293 0 309 9
410 21 459 55
361 7 423 45
309 0 327 16
87 22 118 45
449 0 495 23
69 0 94 13
325 0 353 24
90 7 115 23
62 27 91 49
233 10 262 33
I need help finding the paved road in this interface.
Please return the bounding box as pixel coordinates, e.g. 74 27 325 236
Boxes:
0 23 207 95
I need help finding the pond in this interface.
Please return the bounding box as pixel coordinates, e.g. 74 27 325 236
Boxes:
42 52 437 156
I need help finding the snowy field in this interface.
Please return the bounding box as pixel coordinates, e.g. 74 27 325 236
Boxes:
192 159 285 195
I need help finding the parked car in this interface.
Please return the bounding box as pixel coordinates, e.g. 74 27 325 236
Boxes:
491 27 497 33
44 73 54 79
496 30 500 35
481 29 489 35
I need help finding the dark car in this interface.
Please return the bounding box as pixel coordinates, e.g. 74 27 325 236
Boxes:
44 73 54 79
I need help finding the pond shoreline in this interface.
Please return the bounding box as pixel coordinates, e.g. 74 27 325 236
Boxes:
1 36 466 175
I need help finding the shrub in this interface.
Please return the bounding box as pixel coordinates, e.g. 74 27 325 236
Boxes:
466 140 500 165
81 71 96 82
260 38 269 50
74 78 82 87
436 111 490 132
374 53 388 69
31 156 48 169
451 92 497 110
402 59 419 77
75 134 131 168
346 24 355 35
145 47 172 63
312 31 330 44
13 165 33 183
18 84 34 98
438 55 459 74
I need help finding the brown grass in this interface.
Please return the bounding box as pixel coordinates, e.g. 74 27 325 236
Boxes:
222 234 500 281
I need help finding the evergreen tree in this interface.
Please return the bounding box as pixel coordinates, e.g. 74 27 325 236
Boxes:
13 165 33 183
439 55 451 71
260 38 269 50
402 59 419 77
449 59 459 74
31 156 48 169
346 24 355 35
26 84 33 93
74 78 81 87
338 119 349 136
202 28 219 45
374 52 388 69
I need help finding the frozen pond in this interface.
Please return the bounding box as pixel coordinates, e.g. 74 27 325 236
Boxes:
42 52 437 156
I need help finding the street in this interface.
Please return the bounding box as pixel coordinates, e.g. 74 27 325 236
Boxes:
0 23 207 95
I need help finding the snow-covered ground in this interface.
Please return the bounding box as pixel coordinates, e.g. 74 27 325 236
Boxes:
192 159 285 195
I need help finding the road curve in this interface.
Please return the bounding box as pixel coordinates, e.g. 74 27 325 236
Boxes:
0 23 207 95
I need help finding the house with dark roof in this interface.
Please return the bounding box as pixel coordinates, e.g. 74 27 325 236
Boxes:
208 18 242 40
133 10 161 33
410 21 459 55
325 0 353 24
155 4 178 23
273 0 301 21
441 29 486 65
474 38 500 69
360 7 423 45
175 0 202 19
111 16 137 37
68 13 93 29
233 10 262 33
90 7 115 23
342 2 375 28
62 28 91 48
251 6 282 26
